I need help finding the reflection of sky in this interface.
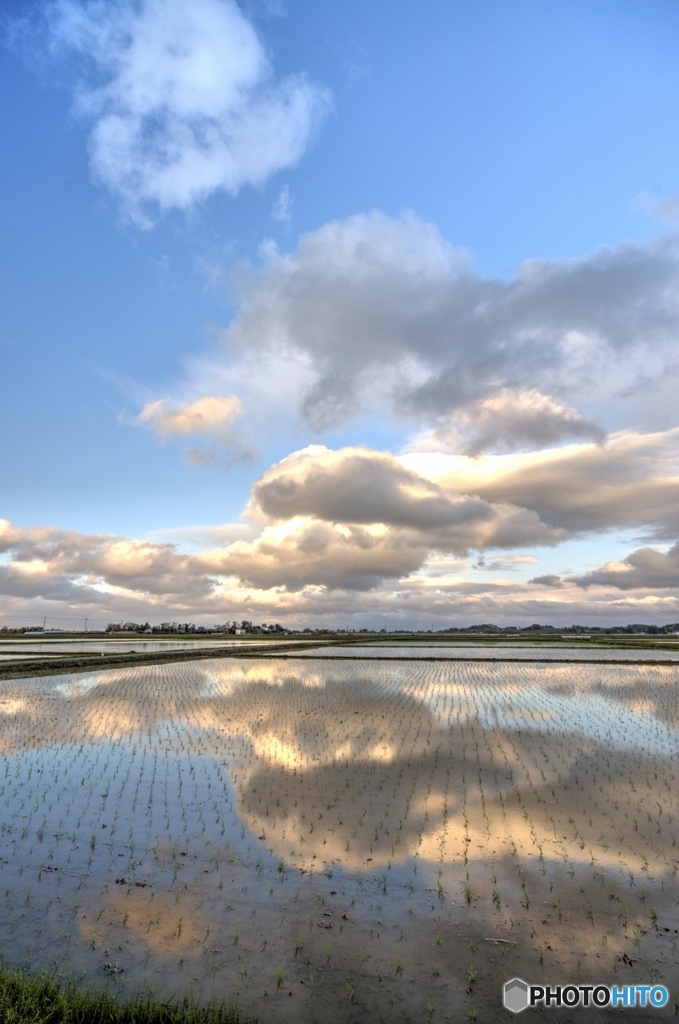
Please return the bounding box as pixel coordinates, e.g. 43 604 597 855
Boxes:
0 640 231 654
422 683 679 756
54 675 106 698
196 663 330 698
298 644 679 662
196 672 237 698
204 659 679 761
10 657 679 763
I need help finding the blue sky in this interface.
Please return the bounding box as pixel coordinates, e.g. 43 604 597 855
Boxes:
2 0 679 629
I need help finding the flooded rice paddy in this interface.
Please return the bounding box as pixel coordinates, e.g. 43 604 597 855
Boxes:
0 638 309 661
0 656 678 1022
296 643 679 661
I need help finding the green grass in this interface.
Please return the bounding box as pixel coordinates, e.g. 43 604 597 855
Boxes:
0 963 253 1024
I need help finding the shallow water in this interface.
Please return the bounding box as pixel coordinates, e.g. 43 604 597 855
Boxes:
0 657 678 1022
297 642 679 660
0 638 305 657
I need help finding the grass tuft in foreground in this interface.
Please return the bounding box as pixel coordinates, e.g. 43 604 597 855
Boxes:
0 964 253 1024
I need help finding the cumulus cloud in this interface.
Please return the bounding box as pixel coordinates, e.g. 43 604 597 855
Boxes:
0 518 211 603
3 504 679 628
402 428 679 539
216 212 679 445
529 574 565 588
136 394 243 438
570 543 679 591
249 445 496 530
360 572 679 629
201 511 560 592
197 445 565 590
44 0 329 224
409 389 605 456
4 434 679 624
134 394 255 466
0 443 567 612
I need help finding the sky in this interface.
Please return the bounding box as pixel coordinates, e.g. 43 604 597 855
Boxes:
2 0 679 630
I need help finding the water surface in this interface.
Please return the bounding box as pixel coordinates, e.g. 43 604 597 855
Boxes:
1 657 677 1022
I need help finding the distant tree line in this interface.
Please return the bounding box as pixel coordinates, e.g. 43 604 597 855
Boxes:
438 623 679 635
2 621 678 635
103 620 287 634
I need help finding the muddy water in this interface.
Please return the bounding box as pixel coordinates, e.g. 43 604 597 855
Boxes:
0 658 678 1022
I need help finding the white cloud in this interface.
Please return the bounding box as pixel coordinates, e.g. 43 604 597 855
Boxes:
197 444 565 590
249 444 493 530
45 0 330 224
5 436 673 618
529 573 565 588
136 394 243 438
407 388 604 457
211 212 679 445
3 498 679 628
402 428 679 539
271 183 291 221
134 394 255 467
0 442 566 612
570 543 679 591
0 518 211 603
116 214 679 482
